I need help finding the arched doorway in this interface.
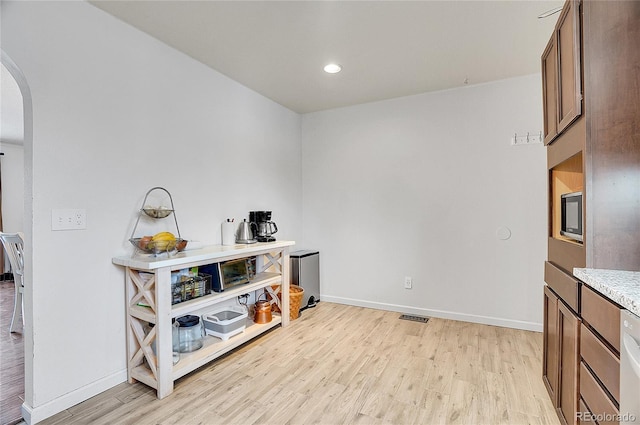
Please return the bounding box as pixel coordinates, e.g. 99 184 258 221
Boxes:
1 50 32 425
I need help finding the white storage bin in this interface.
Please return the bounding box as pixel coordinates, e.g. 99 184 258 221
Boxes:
202 305 248 341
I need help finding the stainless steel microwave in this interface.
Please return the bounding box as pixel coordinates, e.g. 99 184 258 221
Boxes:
561 191 583 242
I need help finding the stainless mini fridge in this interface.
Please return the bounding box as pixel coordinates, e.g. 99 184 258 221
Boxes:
290 250 319 310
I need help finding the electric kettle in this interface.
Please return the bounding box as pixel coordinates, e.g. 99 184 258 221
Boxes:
235 219 257 244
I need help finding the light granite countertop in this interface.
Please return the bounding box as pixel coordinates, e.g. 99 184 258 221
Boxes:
573 268 640 316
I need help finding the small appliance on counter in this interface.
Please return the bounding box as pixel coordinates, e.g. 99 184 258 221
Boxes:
249 210 278 242
235 219 257 244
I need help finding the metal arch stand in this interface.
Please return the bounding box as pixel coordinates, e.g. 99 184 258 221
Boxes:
130 186 182 241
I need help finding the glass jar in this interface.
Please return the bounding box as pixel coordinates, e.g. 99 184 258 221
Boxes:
177 315 204 353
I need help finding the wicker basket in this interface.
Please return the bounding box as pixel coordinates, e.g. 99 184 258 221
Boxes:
271 285 305 320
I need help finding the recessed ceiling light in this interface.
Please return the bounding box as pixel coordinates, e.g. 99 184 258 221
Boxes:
324 63 342 74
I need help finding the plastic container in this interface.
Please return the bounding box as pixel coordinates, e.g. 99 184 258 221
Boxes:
202 305 248 341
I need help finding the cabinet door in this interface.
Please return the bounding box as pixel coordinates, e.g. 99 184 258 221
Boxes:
558 300 581 425
556 0 582 134
542 35 559 145
543 285 559 403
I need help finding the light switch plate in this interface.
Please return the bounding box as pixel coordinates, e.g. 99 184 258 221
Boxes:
52 209 86 231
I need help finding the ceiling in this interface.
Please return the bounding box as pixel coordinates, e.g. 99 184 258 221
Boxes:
89 0 562 114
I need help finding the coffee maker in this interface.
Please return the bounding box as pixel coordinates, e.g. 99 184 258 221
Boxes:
249 211 278 242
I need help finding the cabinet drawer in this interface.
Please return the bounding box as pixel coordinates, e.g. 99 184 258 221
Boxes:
580 323 620 403
581 285 621 353
545 261 580 312
580 362 619 425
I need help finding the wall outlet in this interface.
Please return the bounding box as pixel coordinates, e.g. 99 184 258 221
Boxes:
52 209 86 231
404 276 413 289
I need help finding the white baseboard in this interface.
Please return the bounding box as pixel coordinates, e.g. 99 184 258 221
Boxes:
21 369 127 424
321 295 543 332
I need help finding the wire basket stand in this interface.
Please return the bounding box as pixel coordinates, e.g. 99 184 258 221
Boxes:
129 187 183 256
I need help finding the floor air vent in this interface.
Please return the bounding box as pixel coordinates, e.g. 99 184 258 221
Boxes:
399 314 429 323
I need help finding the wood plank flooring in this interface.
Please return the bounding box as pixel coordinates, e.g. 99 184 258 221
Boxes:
1 279 24 425
38 303 559 425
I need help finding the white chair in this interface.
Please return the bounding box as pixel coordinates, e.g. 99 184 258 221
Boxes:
1 232 24 333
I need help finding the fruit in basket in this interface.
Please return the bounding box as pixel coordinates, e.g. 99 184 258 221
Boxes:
176 239 188 251
142 205 172 218
152 231 176 241
150 232 177 251
138 236 153 250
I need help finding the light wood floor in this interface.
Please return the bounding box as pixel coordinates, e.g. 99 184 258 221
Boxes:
1 279 24 425
39 302 560 425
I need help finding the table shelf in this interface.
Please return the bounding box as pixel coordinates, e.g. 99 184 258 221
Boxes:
114 241 294 399
171 272 281 319
172 315 281 380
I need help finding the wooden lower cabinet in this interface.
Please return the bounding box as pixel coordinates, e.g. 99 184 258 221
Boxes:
579 285 621 425
580 324 620 403
544 285 581 425
580 362 619 425
581 285 620 353
544 285 560 402
579 399 596 424
558 300 581 425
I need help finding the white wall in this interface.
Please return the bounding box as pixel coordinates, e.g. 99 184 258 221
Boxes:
301 74 546 330
1 1 301 422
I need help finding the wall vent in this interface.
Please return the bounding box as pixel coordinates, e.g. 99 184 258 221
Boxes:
399 314 429 323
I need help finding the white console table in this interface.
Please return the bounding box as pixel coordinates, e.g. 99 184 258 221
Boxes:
112 241 294 399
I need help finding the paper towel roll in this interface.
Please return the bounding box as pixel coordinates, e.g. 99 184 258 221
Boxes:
222 221 236 245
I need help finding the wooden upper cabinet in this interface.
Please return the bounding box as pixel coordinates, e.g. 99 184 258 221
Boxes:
542 36 559 145
556 0 582 134
542 0 582 145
